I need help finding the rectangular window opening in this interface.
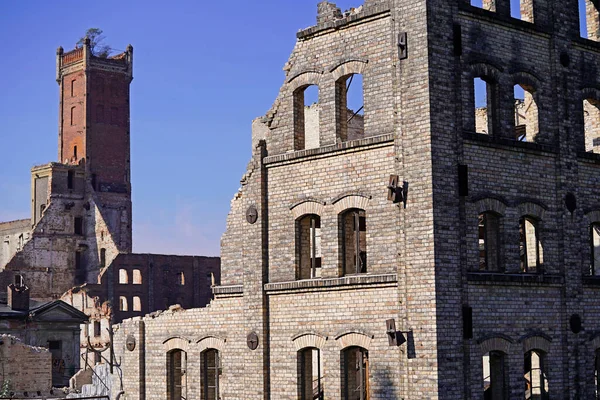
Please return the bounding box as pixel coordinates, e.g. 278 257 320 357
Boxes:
74 217 83 235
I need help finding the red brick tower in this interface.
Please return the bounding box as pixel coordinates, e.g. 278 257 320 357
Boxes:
56 38 133 193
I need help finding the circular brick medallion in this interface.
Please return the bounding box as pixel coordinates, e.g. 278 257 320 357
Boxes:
247 332 259 350
126 335 136 351
246 205 258 224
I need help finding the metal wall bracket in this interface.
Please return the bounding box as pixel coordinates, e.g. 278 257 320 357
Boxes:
387 175 409 208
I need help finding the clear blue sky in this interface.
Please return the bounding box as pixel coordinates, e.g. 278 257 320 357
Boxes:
0 1 590 256
0 0 365 256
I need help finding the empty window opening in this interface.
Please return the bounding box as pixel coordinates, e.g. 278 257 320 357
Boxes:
341 347 368 400
293 84 319 150
119 269 129 284
100 248 106 268
96 104 104 123
512 0 534 22
298 348 324 400
483 351 508 400
519 217 543 273
201 349 221 400
594 349 600 399
75 252 82 270
177 271 185 286
93 321 101 337
111 107 118 125
591 223 600 275
580 0 600 41
14 274 24 287
478 213 501 271
583 98 600 153
91 174 97 191
70 79 76 97
340 209 367 275
73 145 78 160
67 170 74 189
167 349 187 400
39 204 46 217
133 296 141 312
474 77 496 135
296 215 322 280
336 73 365 143
70 106 76 126
74 217 83 235
524 350 549 400
514 84 539 142
119 296 128 311
133 269 142 284
471 0 496 12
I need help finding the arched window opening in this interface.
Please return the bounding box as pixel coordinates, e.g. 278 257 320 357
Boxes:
177 272 185 286
474 77 496 135
580 0 600 41
591 223 600 275
524 350 549 400
119 296 128 312
200 349 221 400
340 209 367 276
100 248 106 268
119 269 128 284
511 0 534 22
71 79 76 97
483 351 508 400
296 215 322 280
341 347 368 400
471 0 496 11
133 296 141 312
70 106 76 126
167 349 187 400
514 84 539 142
478 213 501 271
298 348 324 400
519 217 542 273
583 98 600 153
294 84 319 150
133 269 142 284
336 73 364 143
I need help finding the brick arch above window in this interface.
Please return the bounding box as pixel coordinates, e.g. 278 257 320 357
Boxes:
335 331 373 350
290 199 326 220
332 192 371 214
473 196 508 216
287 71 323 92
197 335 226 353
468 61 502 82
292 332 328 351
517 201 548 220
582 86 600 102
510 70 541 92
519 332 552 353
478 334 514 356
330 59 368 81
585 210 600 223
163 337 190 353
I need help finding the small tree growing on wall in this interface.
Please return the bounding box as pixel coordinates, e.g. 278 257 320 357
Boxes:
76 28 112 58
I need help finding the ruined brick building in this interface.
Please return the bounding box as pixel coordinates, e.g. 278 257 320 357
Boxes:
0 38 220 382
78 0 600 399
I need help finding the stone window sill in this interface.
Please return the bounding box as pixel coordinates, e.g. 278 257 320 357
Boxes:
264 273 397 294
464 131 557 155
467 271 563 285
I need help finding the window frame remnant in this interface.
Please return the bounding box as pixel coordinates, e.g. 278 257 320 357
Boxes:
340 209 367 276
167 349 187 400
513 83 539 142
473 76 498 135
132 296 141 312
296 214 322 280
119 269 128 284
200 348 221 400
298 347 324 400
524 349 549 400
591 223 600 275
293 84 319 150
335 73 364 143
519 216 542 273
119 296 128 312
478 212 501 271
482 350 508 400
341 346 369 400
